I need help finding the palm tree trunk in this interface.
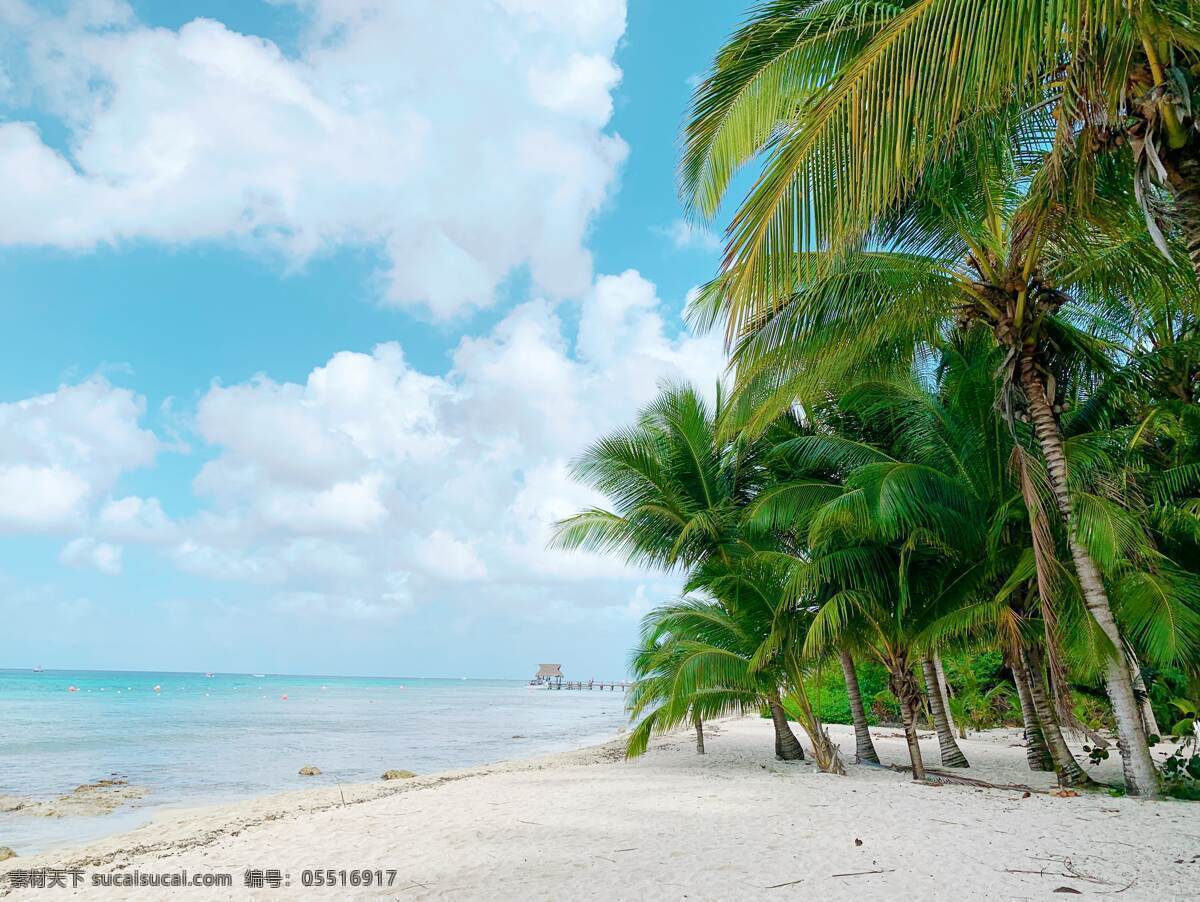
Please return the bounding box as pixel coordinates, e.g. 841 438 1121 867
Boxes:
767 691 804 761
897 692 926 781
839 648 879 764
694 714 705 755
1017 351 1160 798
889 664 925 780
934 653 956 736
1021 644 1092 788
1011 652 1053 772
922 655 969 767
1125 649 1160 739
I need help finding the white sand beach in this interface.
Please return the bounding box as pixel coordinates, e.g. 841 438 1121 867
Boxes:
2 719 1196 900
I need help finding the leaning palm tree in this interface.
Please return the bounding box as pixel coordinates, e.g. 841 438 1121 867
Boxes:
626 588 805 760
552 384 842 769
691 118 1179 794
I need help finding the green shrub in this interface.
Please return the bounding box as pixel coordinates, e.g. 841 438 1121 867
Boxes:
779 660 894 725
809 660 890 725
1162 736 1200 801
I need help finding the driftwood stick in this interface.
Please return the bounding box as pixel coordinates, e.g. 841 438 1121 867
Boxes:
830 869 896 878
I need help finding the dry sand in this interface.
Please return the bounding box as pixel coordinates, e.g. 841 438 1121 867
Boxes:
2 718 1197 900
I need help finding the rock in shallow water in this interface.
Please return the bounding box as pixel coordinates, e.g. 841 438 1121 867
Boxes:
1 779 145 818
298 766 321 776
381 770 416 781
0 847 16 861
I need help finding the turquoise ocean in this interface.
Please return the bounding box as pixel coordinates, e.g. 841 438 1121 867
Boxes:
0 669 629 854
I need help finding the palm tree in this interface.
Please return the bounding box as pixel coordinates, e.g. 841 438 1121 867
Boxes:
626 583 806 761
776 333 1124 783
553 384 842 769
688 111 1179 793
552 384 756 571
799 540 937 779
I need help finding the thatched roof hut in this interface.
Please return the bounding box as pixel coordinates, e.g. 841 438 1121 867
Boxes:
535 663 563 679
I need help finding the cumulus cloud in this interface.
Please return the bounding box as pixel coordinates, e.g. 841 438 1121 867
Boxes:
0 379 158 532
0 0 628 318
153 271 724 618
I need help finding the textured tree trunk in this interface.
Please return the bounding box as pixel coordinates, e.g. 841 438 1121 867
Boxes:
768 691 805 761
1011 652 1053 772
840 648 879 764
1018 352 1160 798
934 653 956 736
1126 650 1160 739
897 691 926 781
889 663 925 780
922 655 969 767
1022 645 1092 787
694 714 705 755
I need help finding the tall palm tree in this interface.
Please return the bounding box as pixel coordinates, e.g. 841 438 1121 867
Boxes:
689 113 1180 793
776 334 1121 783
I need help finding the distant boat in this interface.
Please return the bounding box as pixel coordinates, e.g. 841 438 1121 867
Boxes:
205 672 214 678
32 665 43 672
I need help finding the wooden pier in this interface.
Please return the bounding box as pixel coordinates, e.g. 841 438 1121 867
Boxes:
543 679 628 691
529 664 627 691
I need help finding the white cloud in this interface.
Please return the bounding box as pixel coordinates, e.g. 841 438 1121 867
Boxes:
0 0 629 318
97 495 173 543
138 270 724 619
59 536 123 575
528 52 622 124
0 379 158 532
0 465 89 532
656 218 720 252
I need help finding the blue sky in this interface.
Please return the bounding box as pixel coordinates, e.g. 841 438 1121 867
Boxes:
0 0 745 678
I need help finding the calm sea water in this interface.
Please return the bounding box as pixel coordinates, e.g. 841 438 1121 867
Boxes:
0 669 630 853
